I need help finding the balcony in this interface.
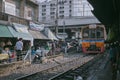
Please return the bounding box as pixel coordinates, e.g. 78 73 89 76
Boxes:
0 12 29 26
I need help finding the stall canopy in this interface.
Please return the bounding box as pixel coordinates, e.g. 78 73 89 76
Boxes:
29 30 48 39
0 25 13 37
29 22 49 40
8 23 33 41
44 28 58 40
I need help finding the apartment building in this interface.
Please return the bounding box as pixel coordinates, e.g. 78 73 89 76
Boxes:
0 0 50 46
0 0 38 22
38 0 93 22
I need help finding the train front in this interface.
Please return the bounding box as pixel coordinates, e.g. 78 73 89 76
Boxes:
81 25 106 54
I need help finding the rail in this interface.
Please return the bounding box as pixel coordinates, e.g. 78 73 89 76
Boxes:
49 54 104 80
15 54 98 80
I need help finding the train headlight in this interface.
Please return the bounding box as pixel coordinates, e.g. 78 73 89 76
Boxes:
96 42 104 47
82 42 90 48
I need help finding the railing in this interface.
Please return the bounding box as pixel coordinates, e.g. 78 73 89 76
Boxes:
79 10 94 17
0 12 29 26
0 12 8 21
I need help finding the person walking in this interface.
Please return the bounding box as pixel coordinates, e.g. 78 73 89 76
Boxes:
15 38 23 61
109 42 118 80
51 41 56 55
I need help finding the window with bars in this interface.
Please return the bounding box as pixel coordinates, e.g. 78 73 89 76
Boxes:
50 12 55 15
42 5 46 8
59 11 64 14
59 15 64 18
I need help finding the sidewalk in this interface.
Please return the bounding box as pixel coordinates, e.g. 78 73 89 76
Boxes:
94 62 120 80
87 53 120 80
92 61 113 80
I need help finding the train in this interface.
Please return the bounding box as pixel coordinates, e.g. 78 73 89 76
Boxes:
81 24 107 53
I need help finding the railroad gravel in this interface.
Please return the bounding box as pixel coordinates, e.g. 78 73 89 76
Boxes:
15 54 95 80
0 53 84 80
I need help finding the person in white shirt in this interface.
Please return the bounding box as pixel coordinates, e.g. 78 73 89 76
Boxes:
15 38 23 61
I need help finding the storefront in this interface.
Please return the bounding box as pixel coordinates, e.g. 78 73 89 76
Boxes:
8 23 33 51
29 22 49 50
0 24 15 50
8 23 33 39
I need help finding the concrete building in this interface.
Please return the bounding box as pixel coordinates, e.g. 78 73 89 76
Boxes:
0 0 51 47
38 0 93 23
0 0 39 24
37 0 96 39
0 0 39 46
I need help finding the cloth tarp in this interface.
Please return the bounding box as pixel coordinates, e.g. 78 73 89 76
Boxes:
44 28 58 40
8 26 33 41
29 30 48 39
0 25 13 37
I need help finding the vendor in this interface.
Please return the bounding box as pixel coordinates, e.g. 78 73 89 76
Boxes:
0 41 5 50
2 47 12 62
5 40 12 50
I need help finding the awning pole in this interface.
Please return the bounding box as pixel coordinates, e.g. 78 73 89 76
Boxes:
23 49 32 64
29 48 32 64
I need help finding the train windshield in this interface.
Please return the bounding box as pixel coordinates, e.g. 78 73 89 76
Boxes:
83 27 104 38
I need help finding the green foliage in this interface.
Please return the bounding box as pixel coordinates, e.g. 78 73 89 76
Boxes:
107 26 118 41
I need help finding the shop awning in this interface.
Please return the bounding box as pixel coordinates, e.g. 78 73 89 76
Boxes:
44 28 58 40
0 25 13 37
29 30 48 39
8 26 33 41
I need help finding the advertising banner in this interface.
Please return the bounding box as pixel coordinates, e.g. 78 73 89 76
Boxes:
29 22 44 31
5 1 16 15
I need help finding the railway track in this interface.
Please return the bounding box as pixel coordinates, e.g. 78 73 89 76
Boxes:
49 53 107 80
15 54 100 80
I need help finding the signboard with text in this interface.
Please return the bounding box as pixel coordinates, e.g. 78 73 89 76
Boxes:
29 22 44 31
5 1 16 16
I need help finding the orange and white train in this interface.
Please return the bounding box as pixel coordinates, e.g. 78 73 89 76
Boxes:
81 24 107 54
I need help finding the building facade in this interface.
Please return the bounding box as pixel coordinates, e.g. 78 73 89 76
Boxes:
38 0 94 39
0 0 55 49
0 0 39 45
0 0 39 23
38 0 93 22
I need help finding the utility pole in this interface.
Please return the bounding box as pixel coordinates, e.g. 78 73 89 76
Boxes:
63 20 65 33
55 0 58 36
83 3 85 16
63 20 66 40
55 0 67 36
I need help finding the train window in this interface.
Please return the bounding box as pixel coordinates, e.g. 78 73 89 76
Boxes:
83 29 89 38
90 30 95 38
82 27 104 39
83 33 88 37
96 28 104 38
96 31 101 38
